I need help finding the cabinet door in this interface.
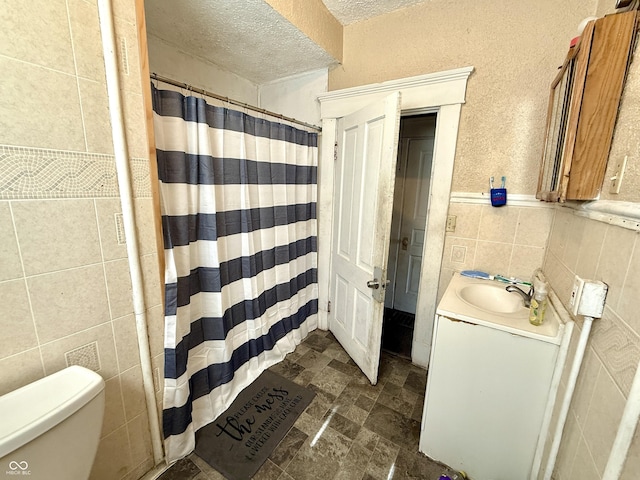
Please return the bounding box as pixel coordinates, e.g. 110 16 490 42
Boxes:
420 316 558 480
536 21 594 202
566 10 637 199
536 11 637 201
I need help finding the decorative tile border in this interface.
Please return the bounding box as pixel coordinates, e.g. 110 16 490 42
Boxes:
546 209 640 399
0 145 151 199
591 306 640 398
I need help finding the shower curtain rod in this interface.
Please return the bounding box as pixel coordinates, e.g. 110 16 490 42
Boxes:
151 73 322 132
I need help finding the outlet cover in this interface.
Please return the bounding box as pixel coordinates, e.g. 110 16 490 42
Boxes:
446 215 457 233
570 275 585 316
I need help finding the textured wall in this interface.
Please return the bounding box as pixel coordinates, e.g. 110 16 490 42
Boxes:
329 0 598 195
0 1 161 479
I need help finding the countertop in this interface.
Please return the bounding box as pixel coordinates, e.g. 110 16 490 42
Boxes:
436 273 564 344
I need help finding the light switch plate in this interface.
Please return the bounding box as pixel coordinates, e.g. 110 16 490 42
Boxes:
609 155 627 194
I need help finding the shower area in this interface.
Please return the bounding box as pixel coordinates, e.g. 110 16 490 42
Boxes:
151 82 319 462
132 0 331 470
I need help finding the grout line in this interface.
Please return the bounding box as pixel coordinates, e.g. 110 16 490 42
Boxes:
0 143 148 160
35 319 114 349
540 207 555 271
612 230 637 314
0 346 42 364
63 0 90 153
7 201 46 376
0 52 78 78
93 199 123 376
576 346 602 433
577 362 612 479
15 258 124 281
564 409 584 480
589 223 608 286
121 419 136 480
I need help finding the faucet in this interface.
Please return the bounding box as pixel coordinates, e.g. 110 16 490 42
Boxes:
506 284 533 308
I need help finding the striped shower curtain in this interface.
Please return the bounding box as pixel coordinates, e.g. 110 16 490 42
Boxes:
151 86 318 462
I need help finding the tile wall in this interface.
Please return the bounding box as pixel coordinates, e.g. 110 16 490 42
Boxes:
541 207 640 480
438 198 555 302
0 1 163 480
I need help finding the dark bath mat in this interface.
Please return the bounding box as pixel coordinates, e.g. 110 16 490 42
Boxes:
194 369 315 480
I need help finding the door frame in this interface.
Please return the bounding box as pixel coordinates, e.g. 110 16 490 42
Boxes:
317 67 473 367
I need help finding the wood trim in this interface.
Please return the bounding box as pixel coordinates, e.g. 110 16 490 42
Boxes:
559 20 595 202
536 70 561 197
135 0 165 306
318 67 473 118
536 24 593 202
566 11 637 199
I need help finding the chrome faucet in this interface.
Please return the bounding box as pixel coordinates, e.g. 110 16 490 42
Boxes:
506 284 533 308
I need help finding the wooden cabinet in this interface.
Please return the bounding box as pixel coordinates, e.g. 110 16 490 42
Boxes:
537 11 638 202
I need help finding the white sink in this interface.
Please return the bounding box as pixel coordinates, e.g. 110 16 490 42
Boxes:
437 273 562 342
457 282 527 314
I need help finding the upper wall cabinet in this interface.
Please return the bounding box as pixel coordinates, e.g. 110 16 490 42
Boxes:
537 11 638 202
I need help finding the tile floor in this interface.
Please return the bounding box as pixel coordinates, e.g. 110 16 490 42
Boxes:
159 329 456 480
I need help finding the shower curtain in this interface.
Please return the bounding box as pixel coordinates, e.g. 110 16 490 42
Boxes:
152 86 318 462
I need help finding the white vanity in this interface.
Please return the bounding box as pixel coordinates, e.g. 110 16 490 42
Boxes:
419 273 566 480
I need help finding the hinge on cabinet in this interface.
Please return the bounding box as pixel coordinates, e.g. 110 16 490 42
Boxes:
327 301 331 313
333 142 338 162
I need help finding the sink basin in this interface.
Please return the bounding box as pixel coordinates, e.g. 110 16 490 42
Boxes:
457 282 527 314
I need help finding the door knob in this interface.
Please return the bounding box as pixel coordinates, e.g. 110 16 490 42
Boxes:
366 279 380 289
401 237 409 250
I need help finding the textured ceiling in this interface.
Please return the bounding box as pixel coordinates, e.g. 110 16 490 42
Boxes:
145 0 337 84
145 0 425 85
321 0 428 25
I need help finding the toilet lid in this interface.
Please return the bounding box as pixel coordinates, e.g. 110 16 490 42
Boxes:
0 366 104 458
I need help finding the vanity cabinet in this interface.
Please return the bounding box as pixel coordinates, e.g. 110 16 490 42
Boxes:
537 11 638 202
419 274 565 480
421 315 558 480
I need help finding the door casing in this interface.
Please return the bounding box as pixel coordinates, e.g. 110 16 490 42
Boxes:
317 67 473 367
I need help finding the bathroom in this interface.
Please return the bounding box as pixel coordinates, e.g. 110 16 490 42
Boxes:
0 0 639 479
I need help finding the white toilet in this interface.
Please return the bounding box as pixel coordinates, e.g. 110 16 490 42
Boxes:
0 366 105 479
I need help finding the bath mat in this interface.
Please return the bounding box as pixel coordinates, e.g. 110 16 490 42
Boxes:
194 369 315 480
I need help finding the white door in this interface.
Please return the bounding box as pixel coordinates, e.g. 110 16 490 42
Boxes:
329 92 402 384
388 136 434 314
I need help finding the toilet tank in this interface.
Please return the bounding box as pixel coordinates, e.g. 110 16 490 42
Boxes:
0 366 105 479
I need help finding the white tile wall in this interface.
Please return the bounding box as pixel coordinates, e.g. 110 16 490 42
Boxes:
0 0 160 479
543 208 640 479
441 201 554 286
